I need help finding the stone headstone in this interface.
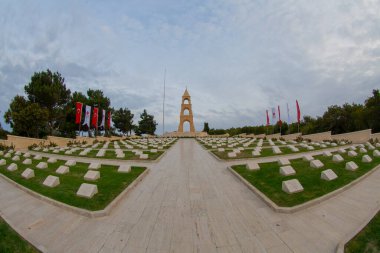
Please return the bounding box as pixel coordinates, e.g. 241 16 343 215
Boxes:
150 149 158 153
84 170 100 181
323 151 332 157
346 161 359 171
303 155 314 162
88 163 101 170
362 155 372 163
278 158 290 166
332 154 344 163
34 155 42 160
331 143 337 147
227 152 237 158
218 148 225 152
12 156 20 161
23 152 31 158
47 157 57 163
43 175 60 187
0 151 3 156
338 148 346 154
280 165 296 176
282 179 304 194
252 151 261 156
0 159 6 166
321 169 338 181
307 146 315 150
348 151 357 157
7 163 17 171
23 158 32 165
246 162 260 171
359 148 367 153
4 153 11 158
373 150 380 157
376 143 380 148
36 162 48 169
310 159 324 169
118 165 131 173
140 154 149 159
65 160 76 166
272 146 282 154
15 151 22 156
76 183 98 198
21 168 35 179
56 165 69 174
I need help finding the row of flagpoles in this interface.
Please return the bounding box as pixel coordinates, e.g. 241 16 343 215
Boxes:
75 102 112 131
266 100 301 132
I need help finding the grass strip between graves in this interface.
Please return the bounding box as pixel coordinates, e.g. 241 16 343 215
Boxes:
345 210 380 253
0 156 146 211
0 216 40 253
232 150 380 207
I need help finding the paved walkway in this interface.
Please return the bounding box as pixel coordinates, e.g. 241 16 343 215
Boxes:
1 139 379 252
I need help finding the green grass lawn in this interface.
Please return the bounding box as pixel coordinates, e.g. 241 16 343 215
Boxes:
0 216 40 253
0 156 146 211
345 211 380 253
232 150 380 207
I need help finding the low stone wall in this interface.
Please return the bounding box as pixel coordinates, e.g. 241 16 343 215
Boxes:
47 136 74 147
371 132 380 141
281 133 301 141
255 134 266 138
7 135 46 150
332 129 372 144
302 131 332 142
266 133 281 139
0 140 10 146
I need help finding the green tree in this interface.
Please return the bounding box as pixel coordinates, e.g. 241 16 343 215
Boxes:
113 108 135 135
203 122 210 133
24 69 71 135
365 89 380 132
4 96 48 138
136 109 157 135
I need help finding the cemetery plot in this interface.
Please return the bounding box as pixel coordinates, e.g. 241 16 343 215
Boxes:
231 146 380 207
31 138 177 161
0 152 146 210
198 137 351 160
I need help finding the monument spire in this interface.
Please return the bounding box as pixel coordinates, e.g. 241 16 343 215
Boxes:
178 88 195 133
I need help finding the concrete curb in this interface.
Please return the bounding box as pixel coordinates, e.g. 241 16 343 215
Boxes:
227 164 380 214
0 168 150 218
335 206 380 253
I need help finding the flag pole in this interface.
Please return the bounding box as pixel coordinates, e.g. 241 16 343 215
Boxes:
162 68 166 136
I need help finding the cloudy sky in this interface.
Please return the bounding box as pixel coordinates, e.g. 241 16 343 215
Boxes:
1 0 380 134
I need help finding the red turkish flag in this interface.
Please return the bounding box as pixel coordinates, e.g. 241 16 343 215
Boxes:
75 102 83 124
92 107 98 128
296 100 301 123
278 105 282 126
107 111 112 129
266 110 269 126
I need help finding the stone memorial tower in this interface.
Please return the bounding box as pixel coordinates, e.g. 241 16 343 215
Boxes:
178 88 195 133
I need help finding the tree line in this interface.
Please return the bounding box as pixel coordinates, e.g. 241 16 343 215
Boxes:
3 69 157 138
203 90 380 136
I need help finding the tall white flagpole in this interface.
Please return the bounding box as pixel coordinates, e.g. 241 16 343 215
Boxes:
162 69 166 136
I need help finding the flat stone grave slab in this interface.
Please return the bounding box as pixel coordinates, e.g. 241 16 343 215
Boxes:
323 151 332 157
321 169 338 181
76 183 98 198
346 161 359 171
15 151 22 155
23 153 31 158
338 148 346 154
310 159 324 169
118 165 131 173
21 168 35 179
150 149 157 153
0 151 3 156
303 155 314 162
65 160 76 166
252 151 260 156
278 158 290 166
36 162 48 169
373 150 380 157
228 152 237 158
282 179 304 194
280 165 296 176
89 163 101 170
331 143 337 147
218 148 225 152
12 156 20 161
246 162 260 171
56 165 69 174
43 175 60 187
0 159 6 166
34 155 42 160
84 170 100 181
332 154 344 163
47 157 57 163
348 151 357 157
4 153 11 158
359 148 367 153
7 163 17 171
376 143 380 148
140 154 148 159
272 146 282 154
23 159 32 165
307 146 315 150
362 155 372 163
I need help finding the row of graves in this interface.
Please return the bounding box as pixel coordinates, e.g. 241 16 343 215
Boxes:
198 137 349 159
0 150 141 199
32 138 177 160
242 142 380 195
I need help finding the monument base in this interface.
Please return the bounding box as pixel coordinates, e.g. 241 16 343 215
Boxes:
163 131 208 138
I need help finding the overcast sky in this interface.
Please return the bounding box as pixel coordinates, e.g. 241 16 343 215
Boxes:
1 0 379 134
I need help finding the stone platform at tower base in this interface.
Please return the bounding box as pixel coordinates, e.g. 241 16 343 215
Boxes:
163 131 208 138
